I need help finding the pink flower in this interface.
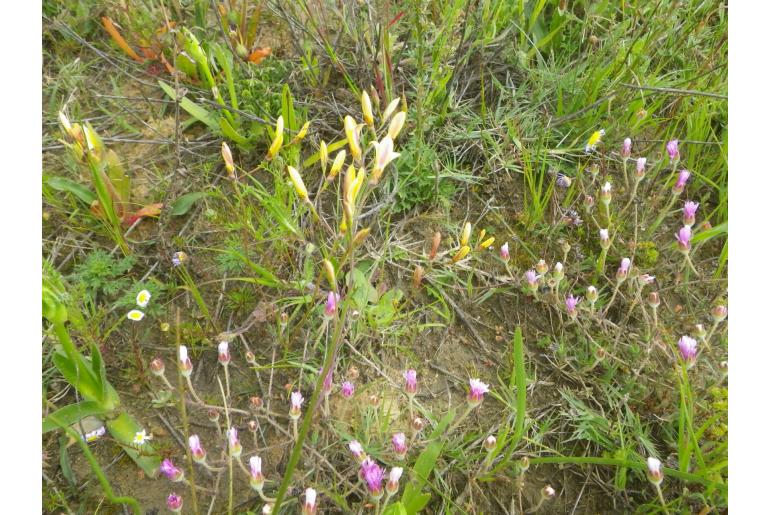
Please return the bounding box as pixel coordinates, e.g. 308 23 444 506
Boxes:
673 169 690 194
249 456 265 490
647 457 664 485
599 228 610 249
622 138 632 158
636 157 647 178
362 461 384 499
218 341 230 364
600 182 612 205
524 270 539 291
160 459 184 482
403 369 417 396
584 194 595 210
341 381 354 398
712 305 728 322
617 258 631 281
167 493 183 513
392 432 408 459
324 291 339 318
565 295 580 317
290 391 304 419
227 427 242 457
468 378 490 406
500 242 510 262
188 435 206 462
678 335 698 367
349 440 366 462
666 139 680 161
675 226 692 253
683 201 699 227
386 467 403 495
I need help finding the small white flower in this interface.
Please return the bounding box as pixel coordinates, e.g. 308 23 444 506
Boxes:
136 289 151 308
133 429 151 445
127 310 145 321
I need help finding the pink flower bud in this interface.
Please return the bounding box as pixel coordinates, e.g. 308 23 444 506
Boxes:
542 485 556 499
218 341 230 365
683 201 699 227
565 294 581 318
675 226 692 253
484 435 497 451
341 381 355 398
324 291 339 318
160 459 185 482
622 138 632 158
600 182 612 205
386 467 403 495
403 369 417 397
500 242 510 262
635 157 647 179
524 270 539 293
666 139 680 162
167 493 183 513
678 335 698 368
349 440 366 462
712 304 727 323
392 432 408 459
535 259 549 275
599 229 610 250
647 457 664 485
617 258 631 281
412 417 425 432
362 461 384 500
178 345 193 377
584 194 595 211
227 427 242 457
302 488 317 515
322 369 333 395
647 291 660 308
290 391 304 419
249 456 265 491
150 357 165 376
188 435 206 462
673 169 690 195
468 378 490 406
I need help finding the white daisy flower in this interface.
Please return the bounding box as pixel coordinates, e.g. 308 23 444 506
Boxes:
127 310 145 321
136 289 151 308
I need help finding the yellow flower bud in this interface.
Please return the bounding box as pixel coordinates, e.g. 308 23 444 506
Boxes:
221 142 235 177
287 166 308 201
327 150 346 181
388 111 406 140
382 98 400 123
479 237 495 249
322 259 336 289
319 141 329 174
291 121 310 144
460 222 472 247
267 115 284 160
452 245 471 263
361 90 374 127
352 228 371 247
344 115 362 162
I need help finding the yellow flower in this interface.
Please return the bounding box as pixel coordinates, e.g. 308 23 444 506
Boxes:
479 237 495 249
460 222 472 247
371 136 400 184
291 121 310 144
267 115 284 160
585 129 605 153
382 98 400 123
221 142 235 177
328 150 346 181
287 166 308 201
344 115 363 162
388 111 406 140
361 91 374 126
452 245 471 263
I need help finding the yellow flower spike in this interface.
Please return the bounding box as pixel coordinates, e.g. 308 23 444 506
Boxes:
388 111 406 140
352 228 371 248
479 237 495 249
291 121 310 144
382 98 400 123
267 115 284 160
287 166 309 201
343 164 356 199
221 142 235 178
327 150 346 181
460 222 472 247
344 115 363 162
322 259 336 289
361 90 374 127
585 129 605 153
451 245 471 264
370 136 400 184
320 141 329 174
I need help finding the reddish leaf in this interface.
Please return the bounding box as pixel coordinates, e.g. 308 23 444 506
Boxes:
246 47 271 65
122 203 163 226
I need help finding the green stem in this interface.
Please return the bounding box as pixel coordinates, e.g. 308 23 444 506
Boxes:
176 308 200 515
654 483 671 515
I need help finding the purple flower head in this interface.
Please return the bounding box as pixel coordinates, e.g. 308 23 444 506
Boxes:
178 345 193 376
290 391 304 419
392 432 408 458
524 270 538 289
666 139 680 161
324 291 340 318
673 169 690 194
160 459 184 482
249 456 265 490
188 435 206 461
167 493 183 512
565 295 581 317
619 257 631 274
500 242 510 261
675 226 692 253
683 201 699 226
636 157 647 177
227 427 242 457
678 335 698 367
171 251 188 267
622 138 632 158
362 461 385 499
341 381 355 398
403 369 417 396
468 378 490 406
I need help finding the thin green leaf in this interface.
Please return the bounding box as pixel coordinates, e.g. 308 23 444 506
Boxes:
169 191 211 216
46 177 96 205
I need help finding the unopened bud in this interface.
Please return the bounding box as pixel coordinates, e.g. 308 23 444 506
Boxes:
646 457 664 485
245 351 256 365
412 265 424 288
247 420 258 433
483 435 497 451
207 409 220 422
586 286 598 304
584 194 595 212
694 324 707 340
535 259 549 275
600 182 612 205
541 485 556 499
250 396 264 411
150 357 165 376
519 456 530 472
412 417 425 432
429 231 441 260
368 394 380 407
711 304 727 323
647 292 660 309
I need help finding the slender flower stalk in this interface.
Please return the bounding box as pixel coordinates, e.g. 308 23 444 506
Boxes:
596 228 610 275
647 457 670 514
218 341 231 397
178 346 203 404
290 391 304 439
150 357 175 390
